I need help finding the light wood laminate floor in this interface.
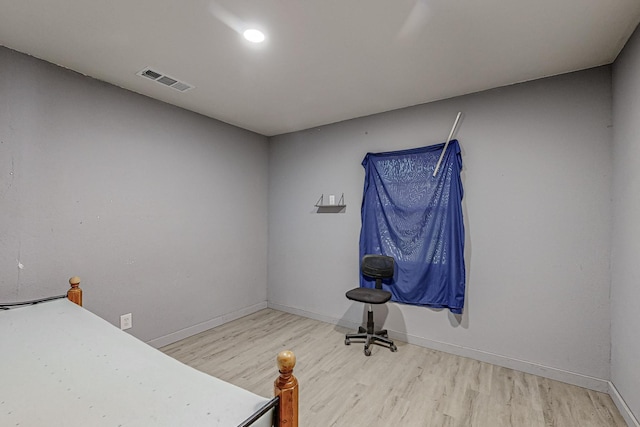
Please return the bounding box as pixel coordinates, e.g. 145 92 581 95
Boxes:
161 309 627 427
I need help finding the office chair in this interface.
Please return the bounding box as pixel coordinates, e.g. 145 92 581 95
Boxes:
344 254 398 356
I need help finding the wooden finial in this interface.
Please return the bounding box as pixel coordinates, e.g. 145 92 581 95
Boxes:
67 276 83 306
274 350 298 426
277 350 296 374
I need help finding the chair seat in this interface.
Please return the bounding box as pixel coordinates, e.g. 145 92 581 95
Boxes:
345 287 392 304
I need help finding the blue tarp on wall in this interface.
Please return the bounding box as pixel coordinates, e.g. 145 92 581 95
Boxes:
359 140 465 314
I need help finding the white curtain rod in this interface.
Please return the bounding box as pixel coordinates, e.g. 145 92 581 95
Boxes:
433 111 463 177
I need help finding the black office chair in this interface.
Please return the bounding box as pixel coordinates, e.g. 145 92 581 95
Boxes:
344 254 398 356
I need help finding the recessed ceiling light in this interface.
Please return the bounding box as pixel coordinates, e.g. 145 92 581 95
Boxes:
243 29 265 43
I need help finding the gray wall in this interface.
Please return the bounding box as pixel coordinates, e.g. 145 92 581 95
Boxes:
268 67 613 388
3 35 635 416
0 47 269 344
612 24 640 421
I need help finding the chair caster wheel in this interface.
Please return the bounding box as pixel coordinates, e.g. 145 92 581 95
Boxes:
364 347 371 356
345 338 351 345
390 344 397 352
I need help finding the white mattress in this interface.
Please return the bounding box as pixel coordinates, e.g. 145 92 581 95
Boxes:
0 298 272 427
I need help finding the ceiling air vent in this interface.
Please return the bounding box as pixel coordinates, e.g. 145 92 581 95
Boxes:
137 67 194 92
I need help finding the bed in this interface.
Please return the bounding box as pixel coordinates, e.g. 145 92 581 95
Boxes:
0 277 298 427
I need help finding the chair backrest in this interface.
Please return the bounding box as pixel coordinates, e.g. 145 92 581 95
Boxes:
361 255 394 289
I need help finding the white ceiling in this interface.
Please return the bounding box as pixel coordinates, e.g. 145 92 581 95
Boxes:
1 1 640 136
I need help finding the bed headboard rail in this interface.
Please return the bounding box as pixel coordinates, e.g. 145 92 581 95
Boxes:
67 276 82 306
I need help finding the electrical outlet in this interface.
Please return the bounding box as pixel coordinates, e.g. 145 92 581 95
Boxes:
120 313 132 330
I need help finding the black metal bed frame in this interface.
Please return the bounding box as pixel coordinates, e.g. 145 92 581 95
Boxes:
238 396 280 426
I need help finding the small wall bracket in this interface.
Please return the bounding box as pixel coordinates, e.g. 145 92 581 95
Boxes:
315 193 346 213
315 193 345 207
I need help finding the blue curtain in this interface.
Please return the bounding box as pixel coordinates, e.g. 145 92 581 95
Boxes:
359 140 465 314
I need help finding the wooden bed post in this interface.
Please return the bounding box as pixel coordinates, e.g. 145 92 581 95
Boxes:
67 276 83 306
274 350 298 427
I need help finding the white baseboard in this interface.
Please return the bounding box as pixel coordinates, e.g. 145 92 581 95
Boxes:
609 382 640 427
146 301 268 348
398 333 610 393
267 302 610 393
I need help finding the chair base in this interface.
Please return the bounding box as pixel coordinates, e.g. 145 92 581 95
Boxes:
344 309 397 356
